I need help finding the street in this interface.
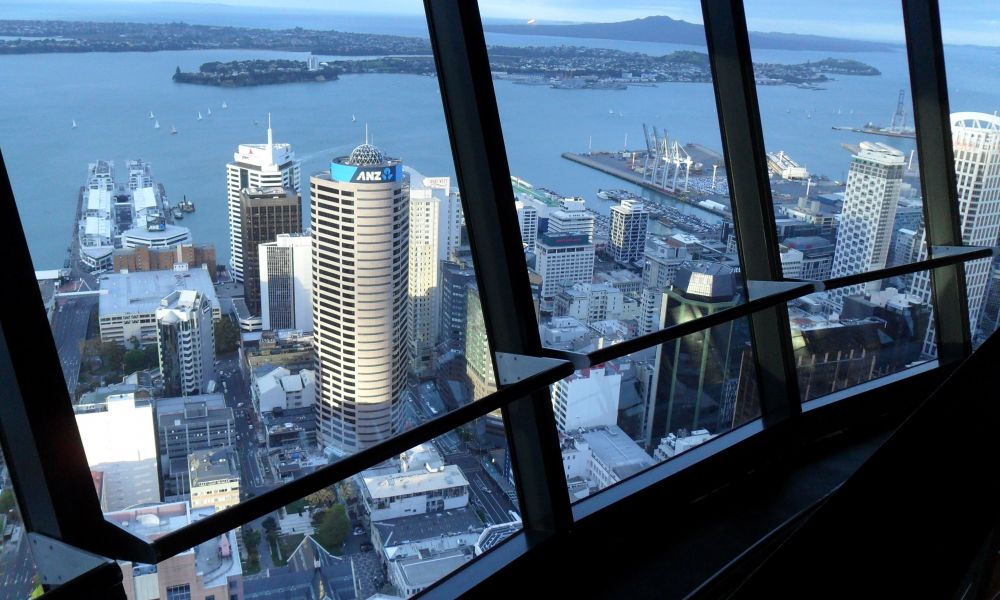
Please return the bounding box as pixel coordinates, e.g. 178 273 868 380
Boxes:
49 296 96 398
0 531 37 600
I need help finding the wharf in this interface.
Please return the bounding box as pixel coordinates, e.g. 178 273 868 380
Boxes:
561 151 733 219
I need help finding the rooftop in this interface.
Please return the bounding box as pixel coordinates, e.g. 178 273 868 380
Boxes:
188 448 239 485
364 464 469 500
374 507 484 548
99 266 218 316
397 546 475 590
121 223 191 242
577 425 655 479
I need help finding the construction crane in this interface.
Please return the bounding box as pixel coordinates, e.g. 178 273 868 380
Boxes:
890 89 907 132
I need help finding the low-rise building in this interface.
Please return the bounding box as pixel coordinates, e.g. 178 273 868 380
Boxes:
361 464 470 522
251 365 316 414
371 507 483 598
105 501 243 600
113 243 217 282
156 394 235 497
242 329 313 377
188 448 240 512
99 264 220 345
74 393 159 512
653 429 717 461
560 425 655 495
263 406 317 452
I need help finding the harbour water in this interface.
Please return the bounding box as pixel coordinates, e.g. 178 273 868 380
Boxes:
0 20 997 270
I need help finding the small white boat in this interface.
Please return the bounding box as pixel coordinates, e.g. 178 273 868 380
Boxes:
222 101 228 109
352 114 357 122
170 125 178 135
207 107 212 116
148 111 154 119
197 112 203 121
609 109 614 114
72 119 77 129
154 120 160 130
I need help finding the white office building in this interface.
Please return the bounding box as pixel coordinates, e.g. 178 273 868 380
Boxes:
74 393 159 512
407 172 453 378
910 112 1000 355
227 117 301 282
259 232 313 332
638 237 690 336
515 200 539 249
609 198 649 264
156 289 216 397
551 362 623 432
311 142 409 454
545 197 595 242
779 245 805 279
361 464 469 521
827 142 905 311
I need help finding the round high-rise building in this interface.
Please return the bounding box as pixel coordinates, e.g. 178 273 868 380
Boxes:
311 143 410 454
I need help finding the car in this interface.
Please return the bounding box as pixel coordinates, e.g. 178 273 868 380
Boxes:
249 425 254 430
237 402 244 408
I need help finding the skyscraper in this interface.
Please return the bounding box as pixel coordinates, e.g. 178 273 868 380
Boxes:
608 198 649 264
259 232 312 332
638 237 689 336
239 186 302 315
910 112 1000 355
311 142 409 454
226 116 301 282
535 233 596 312
407 173 449 378
156 289 216 397
827 142 905 312
646 262 742 447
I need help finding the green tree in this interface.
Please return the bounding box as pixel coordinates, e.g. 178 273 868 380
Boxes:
262 516 277 533
215 318 240 354
243 527 261 549
313 504 350 553
0 489 16 513
123 346 159 374
306 488 335 508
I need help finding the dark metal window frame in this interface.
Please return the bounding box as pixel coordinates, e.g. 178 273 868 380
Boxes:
0 0 983 593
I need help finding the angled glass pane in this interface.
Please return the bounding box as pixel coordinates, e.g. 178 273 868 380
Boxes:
791 272 933 403
480 2 746 352
744 1 926 287
0 3 501 545
550 314 760 502
939 2 1000 349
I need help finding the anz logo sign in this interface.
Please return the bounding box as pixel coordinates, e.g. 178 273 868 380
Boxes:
356 166 397 182
331 162 402 184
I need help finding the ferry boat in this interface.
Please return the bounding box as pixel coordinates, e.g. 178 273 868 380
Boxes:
172 207 184 220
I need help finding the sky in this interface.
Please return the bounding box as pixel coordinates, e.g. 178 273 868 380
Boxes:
6 0 1000 46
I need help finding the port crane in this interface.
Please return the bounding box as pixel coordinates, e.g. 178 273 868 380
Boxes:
889 89 907 133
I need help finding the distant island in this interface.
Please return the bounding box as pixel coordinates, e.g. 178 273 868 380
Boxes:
172 60 339 87
0 20 432 55
485 15 895 53
174 50 878 89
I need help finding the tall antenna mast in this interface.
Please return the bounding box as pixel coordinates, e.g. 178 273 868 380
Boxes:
266 112 273 151
365 123 369 145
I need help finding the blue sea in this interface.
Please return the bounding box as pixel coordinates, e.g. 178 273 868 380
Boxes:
0 9 997 270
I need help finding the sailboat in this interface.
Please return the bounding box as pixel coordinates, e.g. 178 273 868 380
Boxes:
221 101 228 109
154 120 160 130
197 111 203 121
170 125 178 135
72 119 77 129
352 114 357 122
148 111 154 119
207 107 212 116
